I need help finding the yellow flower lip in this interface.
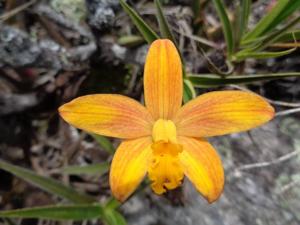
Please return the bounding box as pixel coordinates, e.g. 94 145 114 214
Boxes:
149 119 184 194
58 39 275 203
152 119 177 143
148 142 184 194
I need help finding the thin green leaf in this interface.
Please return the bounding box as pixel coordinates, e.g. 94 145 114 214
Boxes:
239 14 300 51
119 0 159 43
212 0 234 57
0 160 95 204
239 0 251 36
154 0 176 43
105 198 121 210
275 30 300 43
250 16 300 51
118 35 145 47
234 48 296 61
0 204 104 220
62 163 109 176
242 0 293 42
111 211 127 225
91 133 115 154
104 210 127 225
183 79 196 103
271 42 300 48
102 198 126 225
266 1 300 34
188 72 300 87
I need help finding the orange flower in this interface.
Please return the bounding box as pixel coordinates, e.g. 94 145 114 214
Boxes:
59 39 274 203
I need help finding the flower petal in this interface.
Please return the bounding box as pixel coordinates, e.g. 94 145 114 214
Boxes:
109 137 152 202
174 91 274 137
59 94 153 139
178 136 224 203
144 39 183 120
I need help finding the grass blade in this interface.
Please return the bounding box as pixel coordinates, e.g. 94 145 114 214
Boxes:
266 1 300 34
242 0 292 42
234 48 296 61
183 79 196 103
251 16 300 51
188 72 300 87
235 0 251 46
154 0 176 43
239 0 251 36
91 133 115 154
212 0 234 57
118 35 145 47
0 204 104 220
62 163 109 176
119 0 159 43
275 30 300 43
104 210 127 225
0 160 95 204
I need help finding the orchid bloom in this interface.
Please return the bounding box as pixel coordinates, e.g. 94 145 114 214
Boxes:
59 39 274 203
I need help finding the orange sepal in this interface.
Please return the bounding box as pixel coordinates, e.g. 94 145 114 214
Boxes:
144 39 183 120
59 94 153 139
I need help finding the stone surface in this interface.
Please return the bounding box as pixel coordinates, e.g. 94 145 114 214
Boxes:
85 0 119 30
0 26 62 69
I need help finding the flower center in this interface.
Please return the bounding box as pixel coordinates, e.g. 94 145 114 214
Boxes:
148 119 184 194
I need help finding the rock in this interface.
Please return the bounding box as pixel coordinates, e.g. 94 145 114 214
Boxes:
0 93 40 115
85 0 119 30
51 0 87 22
0 26 41 67
0 26 62 69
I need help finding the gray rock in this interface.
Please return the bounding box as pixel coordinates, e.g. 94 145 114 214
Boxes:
85 0 119 30
0 26 41 67
0 26 62 69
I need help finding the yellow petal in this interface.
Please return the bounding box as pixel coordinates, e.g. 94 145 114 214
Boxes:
178 136 224 203
110 137 152 202
144 39 183 120
174 91 274 137
59 94 153 139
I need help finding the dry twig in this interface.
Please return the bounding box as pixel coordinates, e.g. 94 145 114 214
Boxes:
0 0 37 22
275 108 300 117
235 149 300 171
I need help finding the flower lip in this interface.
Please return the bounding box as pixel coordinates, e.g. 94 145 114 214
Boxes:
149 119 184 194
